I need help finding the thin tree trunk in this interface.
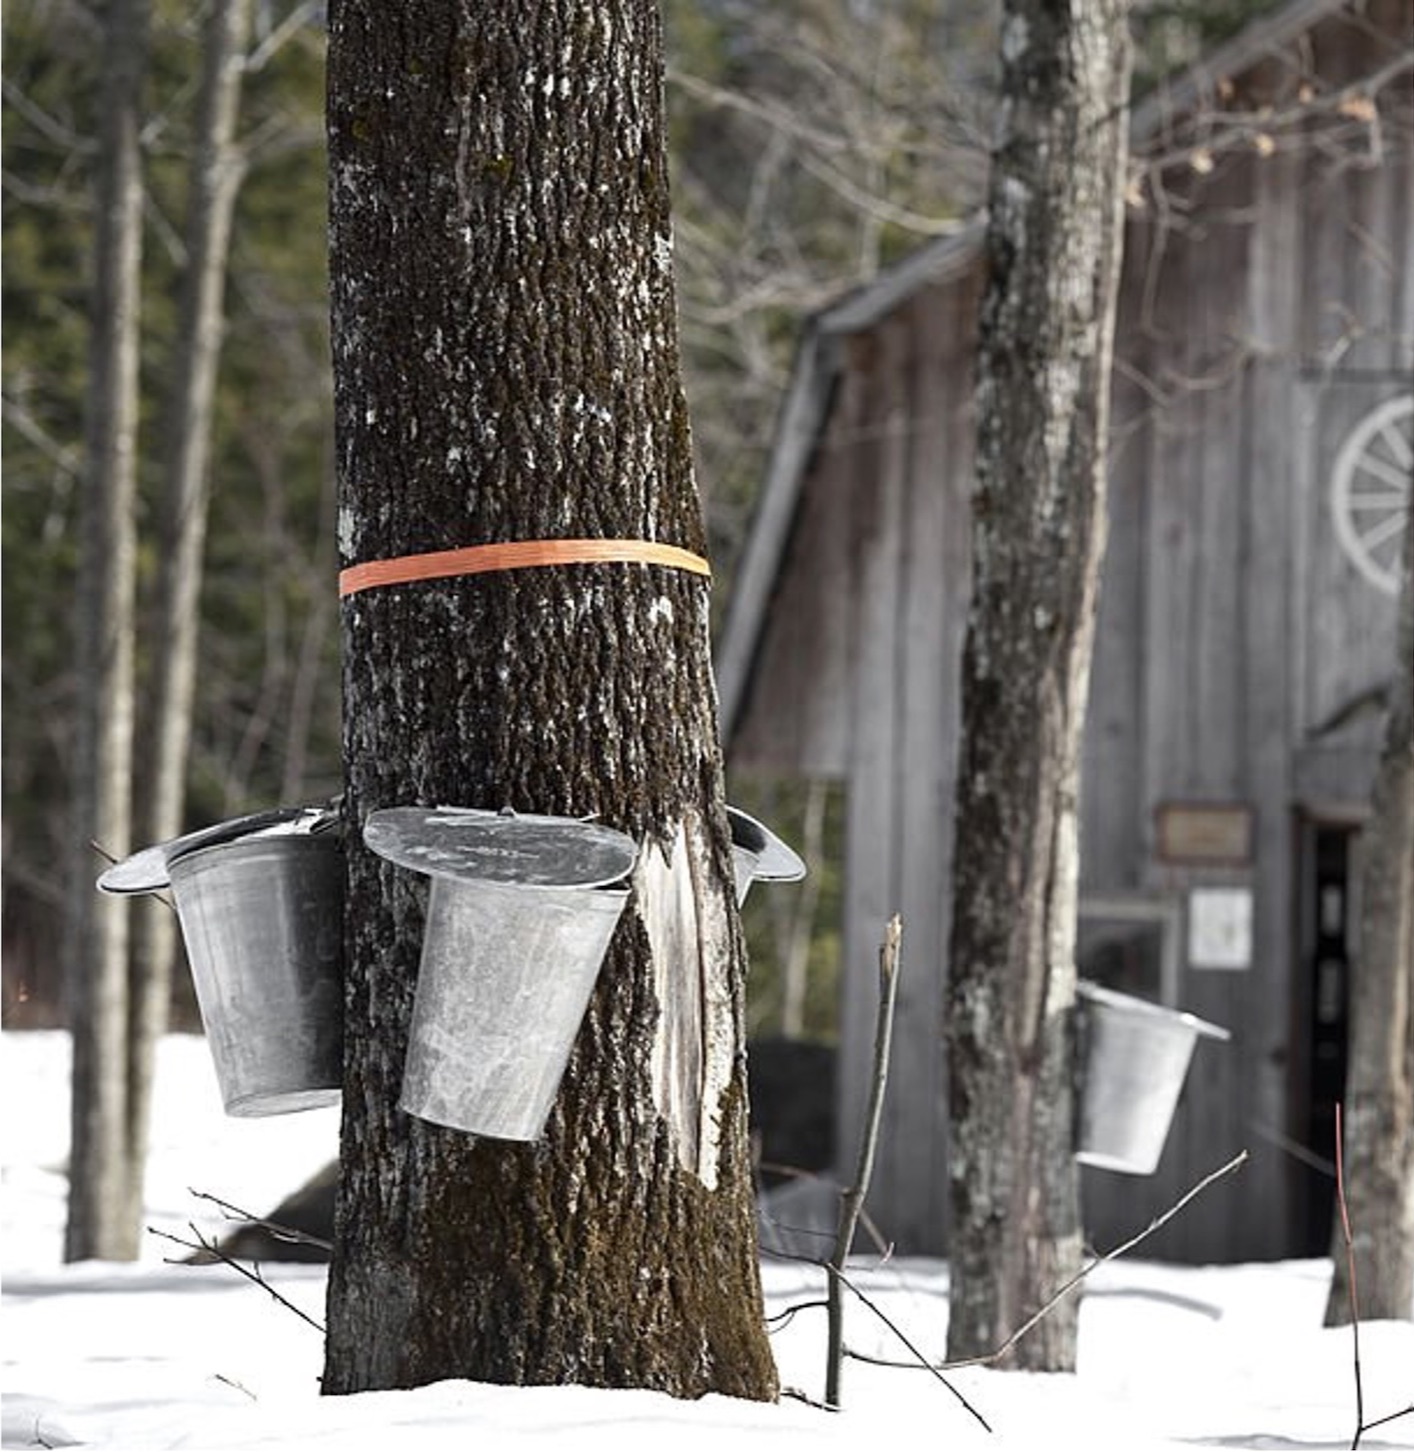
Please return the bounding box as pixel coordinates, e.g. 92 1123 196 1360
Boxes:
64 0 147 1265
943 0 1131 1371
129 0 253 1242
323 2 777 1399
1326 502 1414 1326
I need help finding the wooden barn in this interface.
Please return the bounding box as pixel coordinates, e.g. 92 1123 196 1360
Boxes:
718 0 1413 1263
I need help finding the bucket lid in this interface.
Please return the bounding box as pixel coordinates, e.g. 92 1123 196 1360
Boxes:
363 807 638 889
726 806 807 883
98 805 339 895
1076 979 1231 1042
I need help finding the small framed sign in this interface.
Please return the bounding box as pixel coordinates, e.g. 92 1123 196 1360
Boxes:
1188 886 1253 971
1156 802 1254 867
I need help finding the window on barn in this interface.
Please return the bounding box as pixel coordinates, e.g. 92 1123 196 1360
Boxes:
1077 897 1181 1006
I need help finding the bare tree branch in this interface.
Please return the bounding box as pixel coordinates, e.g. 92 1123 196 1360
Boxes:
839 1150 1250 1380
148 1222 325 1333
1 77 96 153
188 1187 333 1254
245 0 322 72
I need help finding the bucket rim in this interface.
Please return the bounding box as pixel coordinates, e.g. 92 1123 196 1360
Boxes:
1076 979 1231 1042
726 806 807 883
364 806 638 890
423 872 633 901
98 805 337 895
166 826 341 880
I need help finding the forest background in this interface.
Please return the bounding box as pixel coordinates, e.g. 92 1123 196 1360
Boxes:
1 0 1261 1040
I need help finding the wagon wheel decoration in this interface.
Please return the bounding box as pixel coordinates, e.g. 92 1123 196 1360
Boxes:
1329 394 1413 596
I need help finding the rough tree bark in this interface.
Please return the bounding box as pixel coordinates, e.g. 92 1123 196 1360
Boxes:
943 0 1131 1370
1325 502 1414 1326
129 0 253 1246
64 0 148 1265
322 3 778 1398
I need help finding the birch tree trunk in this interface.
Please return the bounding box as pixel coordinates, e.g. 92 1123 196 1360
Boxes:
129 0 253 1241
943 0 1131 1371
322 2 777 1398
64 0 147 1264
1325 503 1414 1326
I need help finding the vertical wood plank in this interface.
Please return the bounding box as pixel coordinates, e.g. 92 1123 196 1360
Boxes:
729 343 856 778
838 317 908 1244
1081 206 1152 893
1238 135 1305 1256
886 282 971 1251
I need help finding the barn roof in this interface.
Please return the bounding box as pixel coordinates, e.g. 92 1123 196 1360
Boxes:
713 0 1371 740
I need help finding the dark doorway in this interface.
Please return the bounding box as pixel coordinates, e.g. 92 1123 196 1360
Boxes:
1294 822 1355 1256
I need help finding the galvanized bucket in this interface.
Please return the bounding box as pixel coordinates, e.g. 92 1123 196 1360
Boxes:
726 806 807 905
1075 980 1229 1175
98 807 344 1117
364 807 638 1142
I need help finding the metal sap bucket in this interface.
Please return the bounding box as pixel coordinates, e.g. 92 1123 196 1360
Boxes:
726 806 807 905
1075 980 1229 1175
98 807 344 1117
364 807 638 1142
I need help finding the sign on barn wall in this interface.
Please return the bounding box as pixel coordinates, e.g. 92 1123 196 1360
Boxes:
1188 886 1254 971
1155 802 1254 866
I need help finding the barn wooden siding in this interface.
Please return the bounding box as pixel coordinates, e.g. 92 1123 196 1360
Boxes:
723 0 1412 1261
733 268 984 1249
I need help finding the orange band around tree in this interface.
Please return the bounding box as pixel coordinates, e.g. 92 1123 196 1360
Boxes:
338 538 712 599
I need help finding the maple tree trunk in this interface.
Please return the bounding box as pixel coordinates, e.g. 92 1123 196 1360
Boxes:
322 2 777 1398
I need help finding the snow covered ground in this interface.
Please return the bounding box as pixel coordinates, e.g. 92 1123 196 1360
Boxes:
3 1029 1411 1450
